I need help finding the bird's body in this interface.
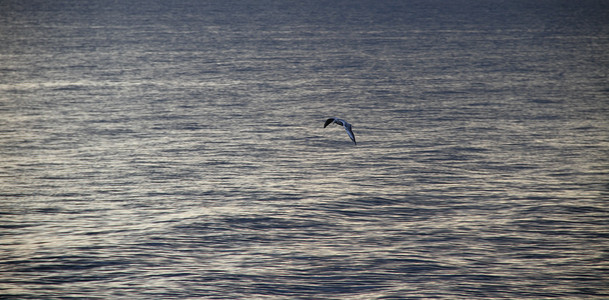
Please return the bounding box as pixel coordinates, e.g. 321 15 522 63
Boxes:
324 117 356 144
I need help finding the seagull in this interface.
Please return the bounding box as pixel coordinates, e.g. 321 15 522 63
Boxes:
324 117 356 144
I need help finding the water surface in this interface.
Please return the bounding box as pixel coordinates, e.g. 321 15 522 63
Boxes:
1 0 608 298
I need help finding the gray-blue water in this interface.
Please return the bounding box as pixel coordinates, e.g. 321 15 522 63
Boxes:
1 0 609 298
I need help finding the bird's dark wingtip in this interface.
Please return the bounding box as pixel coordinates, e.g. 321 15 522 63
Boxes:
323 118 334 128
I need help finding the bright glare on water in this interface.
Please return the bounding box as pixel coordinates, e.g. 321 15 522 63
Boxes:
1 0 608 299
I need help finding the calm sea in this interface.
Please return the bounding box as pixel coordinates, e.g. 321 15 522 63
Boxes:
1 0 608 298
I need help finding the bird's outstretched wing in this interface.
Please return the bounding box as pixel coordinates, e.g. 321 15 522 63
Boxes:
324 118 335 128
343 123 356 144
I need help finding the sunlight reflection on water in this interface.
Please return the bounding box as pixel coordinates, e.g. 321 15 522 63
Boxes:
1 0 609 299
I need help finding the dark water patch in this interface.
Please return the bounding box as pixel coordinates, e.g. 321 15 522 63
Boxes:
0 223 37 230
12 257 129 274
248 277 388 298
223 216 328 231
33 273 109 285
346 196 408 207
52 85 86 91
529 98 562 104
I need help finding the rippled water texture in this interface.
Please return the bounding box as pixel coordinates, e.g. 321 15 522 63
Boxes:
1 0 609 298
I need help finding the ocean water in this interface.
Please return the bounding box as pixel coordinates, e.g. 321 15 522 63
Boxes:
1 0 608 298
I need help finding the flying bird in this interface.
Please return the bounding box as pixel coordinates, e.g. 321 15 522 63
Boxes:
324 117 356 144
